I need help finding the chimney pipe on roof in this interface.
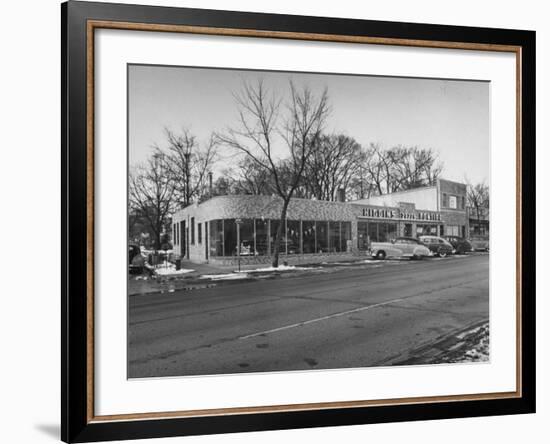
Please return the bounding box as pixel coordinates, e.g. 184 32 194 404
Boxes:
208 171 213 198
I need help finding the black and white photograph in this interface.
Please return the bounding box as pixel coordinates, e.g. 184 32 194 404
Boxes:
127 65 490 379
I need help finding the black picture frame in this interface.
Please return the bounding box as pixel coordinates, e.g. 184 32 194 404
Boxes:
61 1 536 442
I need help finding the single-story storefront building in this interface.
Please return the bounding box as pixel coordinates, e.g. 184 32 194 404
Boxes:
171 178 469 265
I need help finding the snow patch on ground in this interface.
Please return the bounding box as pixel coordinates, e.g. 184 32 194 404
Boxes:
154 266 194 276
200 273 250 280
240 265 312 273
439 322 489 363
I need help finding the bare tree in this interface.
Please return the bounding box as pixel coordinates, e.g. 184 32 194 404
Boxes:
301 134 363 201
228 157 279 195
467 180 490 234
129 153 176 250
392 146 443 189
363 144 443 195
217 79 330 267
159 127 218 208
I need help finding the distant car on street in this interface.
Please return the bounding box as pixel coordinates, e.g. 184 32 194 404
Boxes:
443 235 473 254
419 235 454 257
470 235 490 251
370 236 432 260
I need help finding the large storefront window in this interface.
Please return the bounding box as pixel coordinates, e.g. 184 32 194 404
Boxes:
238 219 255 256
223 219 237 256
357 221 369 250
366 221 398 242
209 220 224 257
416 224 438 236
286 220 301 254
208 218 354 257
368 222 378 242
446 225 459 236
341 221 352 252
329 221 341 253
379 222 389 242
387 222 397 241
302 221 316 254
255 219 269 255
316 221 328 253
270 219 285 254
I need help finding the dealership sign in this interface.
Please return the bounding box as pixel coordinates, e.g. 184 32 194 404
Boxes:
361 207 441 222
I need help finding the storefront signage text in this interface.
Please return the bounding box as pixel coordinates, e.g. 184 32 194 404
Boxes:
361 207 441 221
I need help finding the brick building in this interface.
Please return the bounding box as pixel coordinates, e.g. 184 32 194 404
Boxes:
357 178 469 238
172 178 469 265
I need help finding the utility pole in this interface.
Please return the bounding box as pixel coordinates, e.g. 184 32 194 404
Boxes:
359 165 364 199
184 152 190 206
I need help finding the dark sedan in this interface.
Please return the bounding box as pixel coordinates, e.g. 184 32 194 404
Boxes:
418 235 454 257
443 235 473 254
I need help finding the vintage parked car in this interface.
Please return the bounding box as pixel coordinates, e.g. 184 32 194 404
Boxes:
418 235 454 257
370 237 432 260
443 235 473 254
470 235 490 251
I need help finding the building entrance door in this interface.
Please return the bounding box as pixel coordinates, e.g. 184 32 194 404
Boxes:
357 221 369 250
404 223 412 237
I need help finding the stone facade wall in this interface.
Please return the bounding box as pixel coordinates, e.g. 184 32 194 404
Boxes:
208 251 367 267
173 195 357 222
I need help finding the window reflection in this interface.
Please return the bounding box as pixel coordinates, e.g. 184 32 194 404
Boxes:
206 218 354 257
302 221 316 254
255 219 269 255
329 221 341 253
316 221 328 253
286 220 301 254
209 220 223 257
238 219 255 256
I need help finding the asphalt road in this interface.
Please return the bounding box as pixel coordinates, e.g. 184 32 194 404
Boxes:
128 254 489 378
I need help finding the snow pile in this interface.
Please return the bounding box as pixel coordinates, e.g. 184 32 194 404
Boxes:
154 266 194 276
455 323 489 362
435 322 490 364
200 273 250 280
241 265 312 273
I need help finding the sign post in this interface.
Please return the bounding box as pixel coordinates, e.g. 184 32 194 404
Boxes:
235 218 242 272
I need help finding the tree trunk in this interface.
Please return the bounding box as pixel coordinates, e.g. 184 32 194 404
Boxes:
154 230 162 251
271 199 290 268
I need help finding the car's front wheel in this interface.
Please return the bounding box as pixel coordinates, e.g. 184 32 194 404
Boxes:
375 250 386 260
438 250 447 258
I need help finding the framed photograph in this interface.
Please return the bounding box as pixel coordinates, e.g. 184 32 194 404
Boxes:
61 1 535 442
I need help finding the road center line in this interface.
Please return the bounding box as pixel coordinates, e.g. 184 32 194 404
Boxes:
238 298 404 340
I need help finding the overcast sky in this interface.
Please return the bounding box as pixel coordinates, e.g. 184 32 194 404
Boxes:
128 64 490 185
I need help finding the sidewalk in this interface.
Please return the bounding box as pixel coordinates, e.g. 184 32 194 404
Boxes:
128 257 359 296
